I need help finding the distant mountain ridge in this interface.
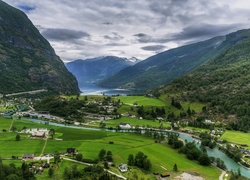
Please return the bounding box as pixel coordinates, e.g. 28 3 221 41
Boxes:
99 29 250 92
0 1 79 94
65 56 140 87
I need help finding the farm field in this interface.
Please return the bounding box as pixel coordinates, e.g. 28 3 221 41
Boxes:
220 131 250 148
104 116 171 128
0 116 13 130
117 96 167 106
0 117 221 179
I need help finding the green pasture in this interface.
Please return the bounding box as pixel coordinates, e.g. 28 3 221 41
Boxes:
56 127 108 140
159 94 205 113
220 131 250 148
12 119 54 130
0 117 12 130
117 96 166 106
113 143 220 180
2 159 24 167
0 117 221 179
185 126 210 133
115 95 205 119
63 94 105 101
35 159 87 180
104 117 171 128
0 139 44 158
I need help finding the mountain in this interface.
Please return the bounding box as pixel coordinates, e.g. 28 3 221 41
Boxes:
99 29 250 92
0 1 79 95
65 56 139 87
152 29 250 132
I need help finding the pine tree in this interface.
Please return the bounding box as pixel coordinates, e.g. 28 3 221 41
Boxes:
173 163 178 172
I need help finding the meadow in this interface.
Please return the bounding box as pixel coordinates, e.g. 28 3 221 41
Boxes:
104 116 171 128
221 130 250 148
117 95 166 106
0 117 221 179
0 116 12 130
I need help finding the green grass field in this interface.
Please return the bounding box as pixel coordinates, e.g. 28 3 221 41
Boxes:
0 116 221 179
104 117 171 128
0 116 13 130
221 131 250 148
117 96 167 106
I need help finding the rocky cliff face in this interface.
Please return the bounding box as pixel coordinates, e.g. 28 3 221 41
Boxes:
0 1 79 94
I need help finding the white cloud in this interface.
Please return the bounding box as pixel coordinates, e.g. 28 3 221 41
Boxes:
3 0 250 61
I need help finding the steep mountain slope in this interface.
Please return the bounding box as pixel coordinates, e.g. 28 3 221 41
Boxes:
153 29 250 132
0 1 79 94
99 29 250 92
66 56 139 87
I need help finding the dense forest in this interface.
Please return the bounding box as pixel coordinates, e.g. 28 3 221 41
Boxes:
153 34 250 132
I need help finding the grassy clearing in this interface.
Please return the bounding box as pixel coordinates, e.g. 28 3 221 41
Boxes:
35 159 88 180
104 117 171 128
221 131 250 148
114 143 220 180
117 96 166 106
0 117 13 130
12 119 54 130
56 127 108 140
0 139 44 157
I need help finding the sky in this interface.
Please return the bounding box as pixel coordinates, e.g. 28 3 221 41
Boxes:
3 0 250 62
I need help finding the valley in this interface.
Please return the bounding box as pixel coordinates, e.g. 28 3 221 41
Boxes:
0 1 250 179
0 94 249 179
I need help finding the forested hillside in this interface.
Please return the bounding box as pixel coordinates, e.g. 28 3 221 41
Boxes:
99 29 250 92
0 1 79 94
153 30 250 132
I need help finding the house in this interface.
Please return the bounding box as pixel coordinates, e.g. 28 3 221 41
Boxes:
66 148 76 154
43 163 50 168
160 172 170 177
204 119 214 124
118 164 128 172
33 131 45 138
22 154 34 160
119 123 132 129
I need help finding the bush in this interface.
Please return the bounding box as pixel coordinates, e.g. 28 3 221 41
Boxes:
82 158 98 164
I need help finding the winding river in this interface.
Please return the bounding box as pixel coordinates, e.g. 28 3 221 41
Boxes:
22 118 250 178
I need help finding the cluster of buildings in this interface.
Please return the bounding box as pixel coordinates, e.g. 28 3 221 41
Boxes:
22 128 49 138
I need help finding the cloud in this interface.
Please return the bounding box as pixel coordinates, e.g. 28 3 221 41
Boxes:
105 43 128 46
103 32 124 41
171 23 243 41
4 0 250 61
141 45 166 51
42 28 90 42
133 33 152 43
102 22 113 25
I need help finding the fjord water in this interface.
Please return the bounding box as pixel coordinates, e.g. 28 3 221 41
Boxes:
80 84 144 96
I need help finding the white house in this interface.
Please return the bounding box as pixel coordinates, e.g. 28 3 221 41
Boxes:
119 123 132 129
118 164 128 172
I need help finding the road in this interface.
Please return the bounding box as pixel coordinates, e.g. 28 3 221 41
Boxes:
219 170 226 180
5 89 47 97
63 157 127 180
